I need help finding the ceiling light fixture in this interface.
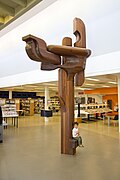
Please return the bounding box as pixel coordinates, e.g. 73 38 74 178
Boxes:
102 85 110 87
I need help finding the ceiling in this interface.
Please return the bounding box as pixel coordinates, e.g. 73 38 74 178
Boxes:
0 0 118 95
0 74 118 94
0 0 42 30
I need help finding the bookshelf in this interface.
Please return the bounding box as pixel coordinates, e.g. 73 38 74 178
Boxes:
48 96 60 112
34 99 44 114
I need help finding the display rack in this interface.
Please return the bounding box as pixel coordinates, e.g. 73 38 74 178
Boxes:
80 103 111 113
74 103 112 119
1 99 18 117
2 104 18 117
1 100 19 128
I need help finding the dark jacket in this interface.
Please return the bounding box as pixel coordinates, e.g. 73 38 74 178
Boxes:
0 106 3 125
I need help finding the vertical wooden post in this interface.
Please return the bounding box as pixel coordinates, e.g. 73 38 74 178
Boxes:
59 37 76 154
58 68 66 153
66 74 75 154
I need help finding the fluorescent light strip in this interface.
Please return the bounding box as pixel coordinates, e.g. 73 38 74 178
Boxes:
75 87 84 90
77 88 93 90
86 78 100 81
84 88 94 90
102 85 110 87
108 81 117 84
85 83 95 86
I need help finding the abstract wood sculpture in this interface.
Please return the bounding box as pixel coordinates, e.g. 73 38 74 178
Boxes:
22 18 91 155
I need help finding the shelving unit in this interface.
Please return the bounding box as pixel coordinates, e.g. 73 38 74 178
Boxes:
48 96 60 112
20 99 34 116
34 99 44 114
20 99 30 115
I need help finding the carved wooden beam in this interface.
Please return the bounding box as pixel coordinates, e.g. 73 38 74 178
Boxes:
47 45 90 57
47 45 91 77
22 34 91 73
22 35 61 71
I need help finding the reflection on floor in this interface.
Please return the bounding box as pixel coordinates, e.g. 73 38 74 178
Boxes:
0 115 120 180
80 119 119 139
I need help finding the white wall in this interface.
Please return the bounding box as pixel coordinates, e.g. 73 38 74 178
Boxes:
0 0 120 87
86 51 120 77
0 70 58 88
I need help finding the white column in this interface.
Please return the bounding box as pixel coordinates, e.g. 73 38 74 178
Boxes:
118 76 120 132
85 94 88 119
9 91 12 99
85 94 88 104
45 86 49 110
45 86 49 122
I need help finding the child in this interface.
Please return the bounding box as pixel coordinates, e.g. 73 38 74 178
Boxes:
72 122 84 147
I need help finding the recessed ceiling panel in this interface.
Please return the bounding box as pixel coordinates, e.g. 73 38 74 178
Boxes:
0 0 43 29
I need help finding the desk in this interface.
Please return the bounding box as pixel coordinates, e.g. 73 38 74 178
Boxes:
3 115 19 128
16 110 24 116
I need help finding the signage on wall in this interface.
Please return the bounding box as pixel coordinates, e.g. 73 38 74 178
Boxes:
12 92 36 98
0 91 9 98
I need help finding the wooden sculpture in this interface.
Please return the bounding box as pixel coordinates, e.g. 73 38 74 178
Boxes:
22 18 91 155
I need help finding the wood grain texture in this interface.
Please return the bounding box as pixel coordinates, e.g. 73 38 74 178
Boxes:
47 45 91 57
22 17 91 155
22 34 61 65
59 37 72 154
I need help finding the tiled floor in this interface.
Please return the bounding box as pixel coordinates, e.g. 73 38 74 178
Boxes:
0 115 120 180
